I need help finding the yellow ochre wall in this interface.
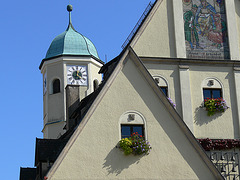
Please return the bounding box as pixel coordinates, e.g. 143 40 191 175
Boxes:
133 0 176 58
49 57 217 180
142 59 239 139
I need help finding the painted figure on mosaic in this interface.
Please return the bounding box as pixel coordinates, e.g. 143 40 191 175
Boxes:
208 13 227 48
195 0 217 36
215 0 225 13
182 0 229 59
184 5 201 49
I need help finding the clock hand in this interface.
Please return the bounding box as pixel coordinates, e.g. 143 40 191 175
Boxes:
77 71 82 79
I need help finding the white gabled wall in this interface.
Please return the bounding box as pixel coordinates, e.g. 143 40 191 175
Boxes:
48 56 218 180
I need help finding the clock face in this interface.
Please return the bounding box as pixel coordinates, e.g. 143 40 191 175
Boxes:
67 65 88 85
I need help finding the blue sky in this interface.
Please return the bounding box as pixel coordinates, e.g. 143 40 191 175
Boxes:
0 0 154 179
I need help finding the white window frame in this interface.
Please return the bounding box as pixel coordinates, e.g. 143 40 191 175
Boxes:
119 111 147 140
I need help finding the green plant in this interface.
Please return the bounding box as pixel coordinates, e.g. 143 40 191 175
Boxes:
204 98 229 116
119 138 133 155
119 132 152 155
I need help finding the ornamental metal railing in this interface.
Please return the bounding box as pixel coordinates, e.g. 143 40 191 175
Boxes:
121 2 154 49
206 151 240 180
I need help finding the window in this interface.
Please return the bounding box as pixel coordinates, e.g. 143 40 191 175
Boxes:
153 76 169 97
160 87 168 96
119 111 147 140
93 79 99 91
121 125 144 138
52 79 60 94
203 88 222 99
202 78 223 100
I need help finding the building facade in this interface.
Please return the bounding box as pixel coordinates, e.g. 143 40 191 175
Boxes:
20 0 240 179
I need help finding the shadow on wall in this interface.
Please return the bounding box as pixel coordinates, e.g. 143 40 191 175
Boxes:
102 146 141 176
235 0 240 18
167 0 176 58
194 106 223 126
225 72 239 138
170 69 182 116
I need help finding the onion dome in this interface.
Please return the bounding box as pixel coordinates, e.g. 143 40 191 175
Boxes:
45 5 99 59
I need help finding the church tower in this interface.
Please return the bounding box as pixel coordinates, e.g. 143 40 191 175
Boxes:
39 5 104 139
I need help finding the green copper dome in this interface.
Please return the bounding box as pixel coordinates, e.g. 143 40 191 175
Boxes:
45 5 99 59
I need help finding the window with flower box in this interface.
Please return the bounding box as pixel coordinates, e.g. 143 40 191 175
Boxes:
119 112 152 156
202 79 228 116
119 111 147 140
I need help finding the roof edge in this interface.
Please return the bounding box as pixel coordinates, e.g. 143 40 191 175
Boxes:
124 0 161 49
139 56 240 64
39 54 104 70
121 0 157 49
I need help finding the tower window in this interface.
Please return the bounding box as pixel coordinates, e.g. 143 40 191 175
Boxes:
52 79 60 94
93 79 99 91
203 88 222 99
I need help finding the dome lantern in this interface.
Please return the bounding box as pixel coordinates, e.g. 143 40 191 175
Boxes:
44 5 99 60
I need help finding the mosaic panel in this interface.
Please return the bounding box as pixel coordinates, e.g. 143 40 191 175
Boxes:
182 0 230 59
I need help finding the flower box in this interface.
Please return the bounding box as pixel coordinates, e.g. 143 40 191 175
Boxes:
204 98 229 116
119 132 152 155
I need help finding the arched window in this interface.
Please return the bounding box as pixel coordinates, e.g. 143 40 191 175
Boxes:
52 79 60 94
202 78 223 100
153 75 169 97
119 111 147 139
93 79 99 91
